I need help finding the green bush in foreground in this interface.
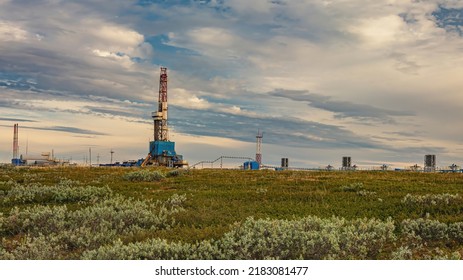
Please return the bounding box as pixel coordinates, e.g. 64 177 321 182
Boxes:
401 218 463 242
0 194 186 259
83 216 396 260
83 215 463 260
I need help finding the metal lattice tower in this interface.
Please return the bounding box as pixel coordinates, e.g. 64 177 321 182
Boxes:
153 67 169 142
13 123 19 159
256 130 263 165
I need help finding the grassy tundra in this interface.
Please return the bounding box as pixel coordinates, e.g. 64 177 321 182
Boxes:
0 166 462 259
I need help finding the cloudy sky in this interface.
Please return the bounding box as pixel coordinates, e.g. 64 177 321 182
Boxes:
1 0 463 169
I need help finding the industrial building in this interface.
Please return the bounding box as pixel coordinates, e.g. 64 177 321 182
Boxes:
424 154 436 172
21 152 69 166
244 161 260 170
281 158 289 169
10 123 69 166
342 156 351 170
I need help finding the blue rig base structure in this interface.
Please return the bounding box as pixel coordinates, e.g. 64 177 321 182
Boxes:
141 140 187 168
11 158 25 166
147 140 186 167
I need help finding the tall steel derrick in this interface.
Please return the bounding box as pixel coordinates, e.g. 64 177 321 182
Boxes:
143 67 187 167
153 67 169 142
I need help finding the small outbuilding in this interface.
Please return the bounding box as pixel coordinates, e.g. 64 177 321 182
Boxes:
243 161 260 170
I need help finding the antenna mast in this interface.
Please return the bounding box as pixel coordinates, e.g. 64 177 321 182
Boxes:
256 130 263 165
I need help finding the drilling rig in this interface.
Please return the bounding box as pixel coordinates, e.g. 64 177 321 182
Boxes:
141 67 188 167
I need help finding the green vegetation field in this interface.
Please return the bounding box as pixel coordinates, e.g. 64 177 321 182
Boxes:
1 166 462 259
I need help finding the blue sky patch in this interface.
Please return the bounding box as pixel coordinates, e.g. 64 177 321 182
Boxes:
433 6 463 35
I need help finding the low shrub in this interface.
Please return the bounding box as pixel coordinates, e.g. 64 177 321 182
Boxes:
166 169 187 178
2 182 112 204
401 218 449 241
83 215 396 260
0 194 186 259
402 193 461 206
123 170 165 182
339 183 364 192
401 217 463 242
